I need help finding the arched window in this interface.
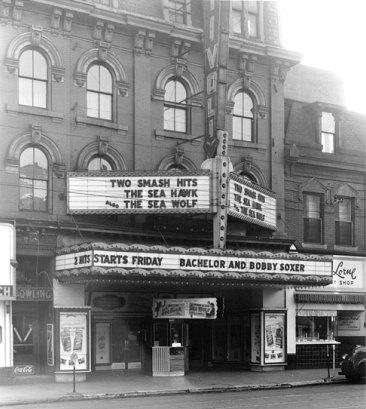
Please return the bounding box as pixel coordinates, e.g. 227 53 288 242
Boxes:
88 156 114 171
19 147 48 211
164 79 187 132
19 50 48 108
233 91 254 141
87 64 113 120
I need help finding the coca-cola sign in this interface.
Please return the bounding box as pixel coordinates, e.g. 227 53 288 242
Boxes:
13 365 34 375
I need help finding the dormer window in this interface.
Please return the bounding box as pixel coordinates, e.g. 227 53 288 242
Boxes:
231 1 261 39
321 112 335 153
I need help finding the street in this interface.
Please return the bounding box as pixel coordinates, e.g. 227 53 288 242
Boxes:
4 383 365 409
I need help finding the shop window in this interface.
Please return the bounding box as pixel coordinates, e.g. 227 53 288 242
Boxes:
296 316 335 341
87 155 114 171
321 112 335 153
164 79 187 133
335 198 354 246
19 147 48 212
164 0 192 25
303 193 323 244
87 64 113 120
19 49 48 108
233 91 255 142
231 1 259 38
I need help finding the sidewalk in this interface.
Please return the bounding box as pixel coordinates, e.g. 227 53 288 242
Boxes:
0 368 347 407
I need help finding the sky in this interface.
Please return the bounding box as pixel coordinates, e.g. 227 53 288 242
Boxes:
278 0 365 114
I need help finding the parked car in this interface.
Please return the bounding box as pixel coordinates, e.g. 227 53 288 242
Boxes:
339 345 366 383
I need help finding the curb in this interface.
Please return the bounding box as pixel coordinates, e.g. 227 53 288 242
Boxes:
0 377 347 407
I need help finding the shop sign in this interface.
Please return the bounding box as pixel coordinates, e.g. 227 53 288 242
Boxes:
338 316 361 331
67 172 211 214
13 365 34 375
56 250 332 279
153 298 217 319
16 287 52 301
0 223 16 300
229 175 277 230
0 285 14 298
329 256 364 290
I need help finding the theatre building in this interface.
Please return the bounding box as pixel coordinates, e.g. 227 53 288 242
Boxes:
0 1 362 383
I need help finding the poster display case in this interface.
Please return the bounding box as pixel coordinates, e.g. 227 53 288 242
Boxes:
250 309 287 370
54 307 91 373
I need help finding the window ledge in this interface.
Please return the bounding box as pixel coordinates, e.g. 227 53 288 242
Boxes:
6 104 63 123
76 116 128 135
155 129 202 145
334 245 358 252
301 242 327 250
230 140 267 151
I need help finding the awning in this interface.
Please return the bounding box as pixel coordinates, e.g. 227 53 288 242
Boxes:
54 243 333 287
297 310 337 317
295 293 366 304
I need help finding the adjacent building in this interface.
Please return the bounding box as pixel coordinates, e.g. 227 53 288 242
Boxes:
0 0 364 383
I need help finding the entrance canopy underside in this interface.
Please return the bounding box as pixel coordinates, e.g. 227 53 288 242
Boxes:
55 243 333 288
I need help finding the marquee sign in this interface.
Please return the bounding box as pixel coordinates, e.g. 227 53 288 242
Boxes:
55 244 333 285
228 174 277 231
67 171 211 214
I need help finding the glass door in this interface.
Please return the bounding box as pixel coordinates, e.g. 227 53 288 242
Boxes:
13 315 36 370
111 318 142 368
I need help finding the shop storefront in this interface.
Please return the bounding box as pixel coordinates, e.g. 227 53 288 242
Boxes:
289 256 365 368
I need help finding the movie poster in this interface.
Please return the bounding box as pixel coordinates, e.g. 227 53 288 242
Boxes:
59 312 89 371
264 313 285 364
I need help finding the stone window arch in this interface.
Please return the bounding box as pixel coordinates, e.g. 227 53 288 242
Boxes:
153 65 202 106
75 137 128 171
226 78 267 119
5 126 65 178
74 48 129 96
5 28 65 82
232 160 267 188
157 149 197 171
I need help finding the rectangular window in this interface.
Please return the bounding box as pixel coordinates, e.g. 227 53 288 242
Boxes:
321 112 335 153
335 198 353 245
303 194 323 243
167 0 190 24
231 1 259 38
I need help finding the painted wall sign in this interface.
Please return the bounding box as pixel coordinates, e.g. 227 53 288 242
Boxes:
67 171 211 214
56 249 332 279
153 298 217 319
338 315 361 331
16 287 52 301
0 223 16 300
13 365 34 375
228 174 277 230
